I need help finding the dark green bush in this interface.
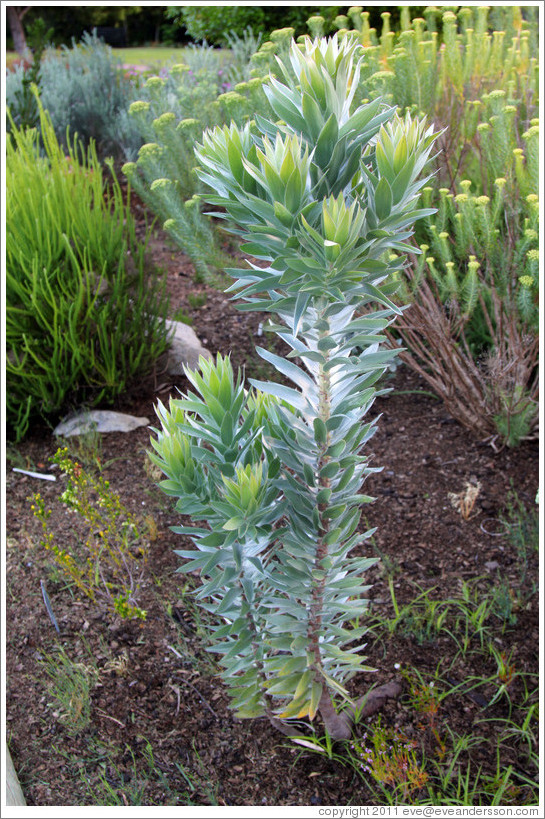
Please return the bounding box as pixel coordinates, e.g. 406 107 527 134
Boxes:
167 5 266 46
166 6 347 46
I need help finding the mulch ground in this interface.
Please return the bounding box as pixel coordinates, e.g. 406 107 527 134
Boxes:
4 210 539 807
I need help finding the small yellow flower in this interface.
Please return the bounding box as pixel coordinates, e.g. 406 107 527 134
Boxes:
138 142 162 159
371 70 395 80
523 126 539 140
128 100 150 115
150 178 172 192
247 77 264 91
176 118 200 133
217 91 246 106
170 63 189 75
144 76 166 90
153 112 176 130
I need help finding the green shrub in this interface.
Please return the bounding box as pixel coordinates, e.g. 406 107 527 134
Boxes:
169 5 267 46
6 31 135 159
6 93 170 442
150 35 439 738
332 6 539 445
121 52 273 281
41 31 131 157
165 6 345 47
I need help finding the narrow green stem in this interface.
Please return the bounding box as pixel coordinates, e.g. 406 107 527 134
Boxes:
389 576 400 619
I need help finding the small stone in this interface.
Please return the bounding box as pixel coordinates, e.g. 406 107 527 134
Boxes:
54 410 150 437
485 560 500 571
164 319 212 374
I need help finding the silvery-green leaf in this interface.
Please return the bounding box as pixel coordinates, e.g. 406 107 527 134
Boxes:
375 177 393 219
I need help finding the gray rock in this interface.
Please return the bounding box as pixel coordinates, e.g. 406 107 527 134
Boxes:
164 318 212 374
54 410 150 437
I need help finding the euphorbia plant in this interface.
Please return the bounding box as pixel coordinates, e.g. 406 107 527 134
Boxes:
150 34 440 739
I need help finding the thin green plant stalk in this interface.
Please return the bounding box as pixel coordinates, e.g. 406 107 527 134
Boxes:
30 447 149 621
6 88 170 441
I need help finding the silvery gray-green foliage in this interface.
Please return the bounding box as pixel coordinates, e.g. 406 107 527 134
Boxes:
5 62 26 111
121 57 273 281
223 27 264 85
34 32 126 155
150 34 440 738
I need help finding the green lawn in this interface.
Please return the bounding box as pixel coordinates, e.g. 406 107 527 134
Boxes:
6 52 21 68
110 46 186 67
113 46 232 68
6 46 231 70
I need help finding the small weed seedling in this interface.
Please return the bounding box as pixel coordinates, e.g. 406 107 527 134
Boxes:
38 644 99 735
187 292 208 310
500 487 539 598
369 579 449 647
350 719 429 804
30 447 149 621
401 667 446 759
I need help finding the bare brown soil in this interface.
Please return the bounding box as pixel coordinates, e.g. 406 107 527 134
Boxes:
4 214 539 807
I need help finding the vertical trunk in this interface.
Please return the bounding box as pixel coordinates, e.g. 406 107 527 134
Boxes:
307 322 353 740
307 336 332 676
7 7 30 56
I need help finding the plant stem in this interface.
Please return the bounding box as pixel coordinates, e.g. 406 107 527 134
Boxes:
308 328 332 675
238 574 277 722
306 322 352 739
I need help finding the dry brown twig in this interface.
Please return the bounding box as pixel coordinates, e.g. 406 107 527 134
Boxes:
386 256 539 448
